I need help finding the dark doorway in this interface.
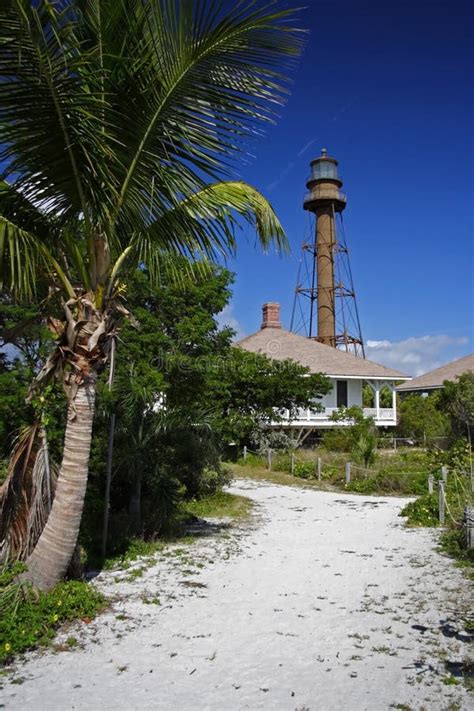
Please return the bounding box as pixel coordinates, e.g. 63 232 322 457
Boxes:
336 380 348 408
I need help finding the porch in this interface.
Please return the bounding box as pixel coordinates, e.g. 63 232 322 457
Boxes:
274 377 399 429
276 406 397 428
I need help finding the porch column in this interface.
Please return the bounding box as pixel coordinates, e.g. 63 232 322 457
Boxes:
392 386 397 421
374 381 380 421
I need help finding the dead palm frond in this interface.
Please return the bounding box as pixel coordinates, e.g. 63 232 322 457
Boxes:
0 424 57 563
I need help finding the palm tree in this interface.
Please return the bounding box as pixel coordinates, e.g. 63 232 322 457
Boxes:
0 0 302 589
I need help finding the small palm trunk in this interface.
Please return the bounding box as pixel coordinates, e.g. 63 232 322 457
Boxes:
22 379 96 591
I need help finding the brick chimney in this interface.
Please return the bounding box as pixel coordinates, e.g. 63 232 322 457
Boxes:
261 302 281 329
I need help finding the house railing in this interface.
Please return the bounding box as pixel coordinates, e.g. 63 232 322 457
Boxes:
278 407 395 422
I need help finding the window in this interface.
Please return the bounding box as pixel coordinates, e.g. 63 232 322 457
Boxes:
336 380 348 408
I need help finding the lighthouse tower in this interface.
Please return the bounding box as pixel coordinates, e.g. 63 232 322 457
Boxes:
291 149 364 357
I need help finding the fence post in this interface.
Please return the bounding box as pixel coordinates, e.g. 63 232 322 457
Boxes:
441 465 448 484
345 461 351 485
463 506 474 550
438 480 445 525
317 457 322 481
267 449 272 471
290 453 295 475
428 474 434 495
243 445 247 461
394 437 397 452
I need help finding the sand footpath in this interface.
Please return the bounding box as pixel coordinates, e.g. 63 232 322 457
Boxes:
2 480 473 710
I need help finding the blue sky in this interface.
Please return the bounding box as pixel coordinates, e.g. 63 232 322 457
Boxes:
219 0 473 375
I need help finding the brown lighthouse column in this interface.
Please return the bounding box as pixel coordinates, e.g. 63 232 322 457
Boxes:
315 205 336 346
303 148 347 347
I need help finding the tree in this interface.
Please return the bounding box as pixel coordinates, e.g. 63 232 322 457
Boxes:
438 372 474 442
397 393 450 444
0 0 303 589
91 264 329 540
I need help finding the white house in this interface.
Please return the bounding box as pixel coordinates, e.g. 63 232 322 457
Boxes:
237 303 411 433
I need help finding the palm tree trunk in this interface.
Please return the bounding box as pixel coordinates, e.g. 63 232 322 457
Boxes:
22 377 96 591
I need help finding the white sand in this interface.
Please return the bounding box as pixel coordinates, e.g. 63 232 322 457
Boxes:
2 480 473 710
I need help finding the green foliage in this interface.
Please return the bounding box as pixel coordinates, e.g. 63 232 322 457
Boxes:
0 296 67 464
440 530 474 567
398 438 473 567
323 407 379 467
362 383 392 408
80 265 329 558
213 347 330 443
0 0 304 588
292 460 316 479
397 392 450 443
320 427 353 452
353 432 377 468
193 465 233 498
347 449 434 495
237 453 265 468
0 564 105 663
142 470 184 536
400 494 440 526
1 0 303 300
439 372 474 439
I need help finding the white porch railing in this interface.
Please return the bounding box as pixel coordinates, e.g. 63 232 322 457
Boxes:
362 408 395 420
277 407 395 424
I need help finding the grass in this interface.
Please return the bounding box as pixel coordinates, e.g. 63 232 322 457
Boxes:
231 462 339 491
184 491 253 520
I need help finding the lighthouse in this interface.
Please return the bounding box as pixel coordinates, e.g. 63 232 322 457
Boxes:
303 148 346 347
291 149 364 357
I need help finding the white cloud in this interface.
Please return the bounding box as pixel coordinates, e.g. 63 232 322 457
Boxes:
365 334 470 376
216 304 246 341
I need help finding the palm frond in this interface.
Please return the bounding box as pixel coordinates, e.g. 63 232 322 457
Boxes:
105 0 304 231
111 180 288 288
0 0 115 226
0 424 58 564
0 213 75 299
1 1 303 299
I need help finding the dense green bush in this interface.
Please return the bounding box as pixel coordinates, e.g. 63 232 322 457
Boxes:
397 392 450 443
400 493 439 527
321 428 353 452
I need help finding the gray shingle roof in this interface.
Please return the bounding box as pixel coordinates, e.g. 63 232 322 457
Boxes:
237 327 410 380
396 353 474 392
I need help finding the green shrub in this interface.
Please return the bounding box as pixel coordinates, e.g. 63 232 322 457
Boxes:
0 564 105 664
195 464 233 497
272 453 291 472
293 460 315 479
440 530 474 566
345 476 378 494
400 494 439 527
319 463 344 483
321 428 352 452
352 433 377 468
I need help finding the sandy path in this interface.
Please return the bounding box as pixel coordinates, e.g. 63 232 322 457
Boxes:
2 480 472 710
